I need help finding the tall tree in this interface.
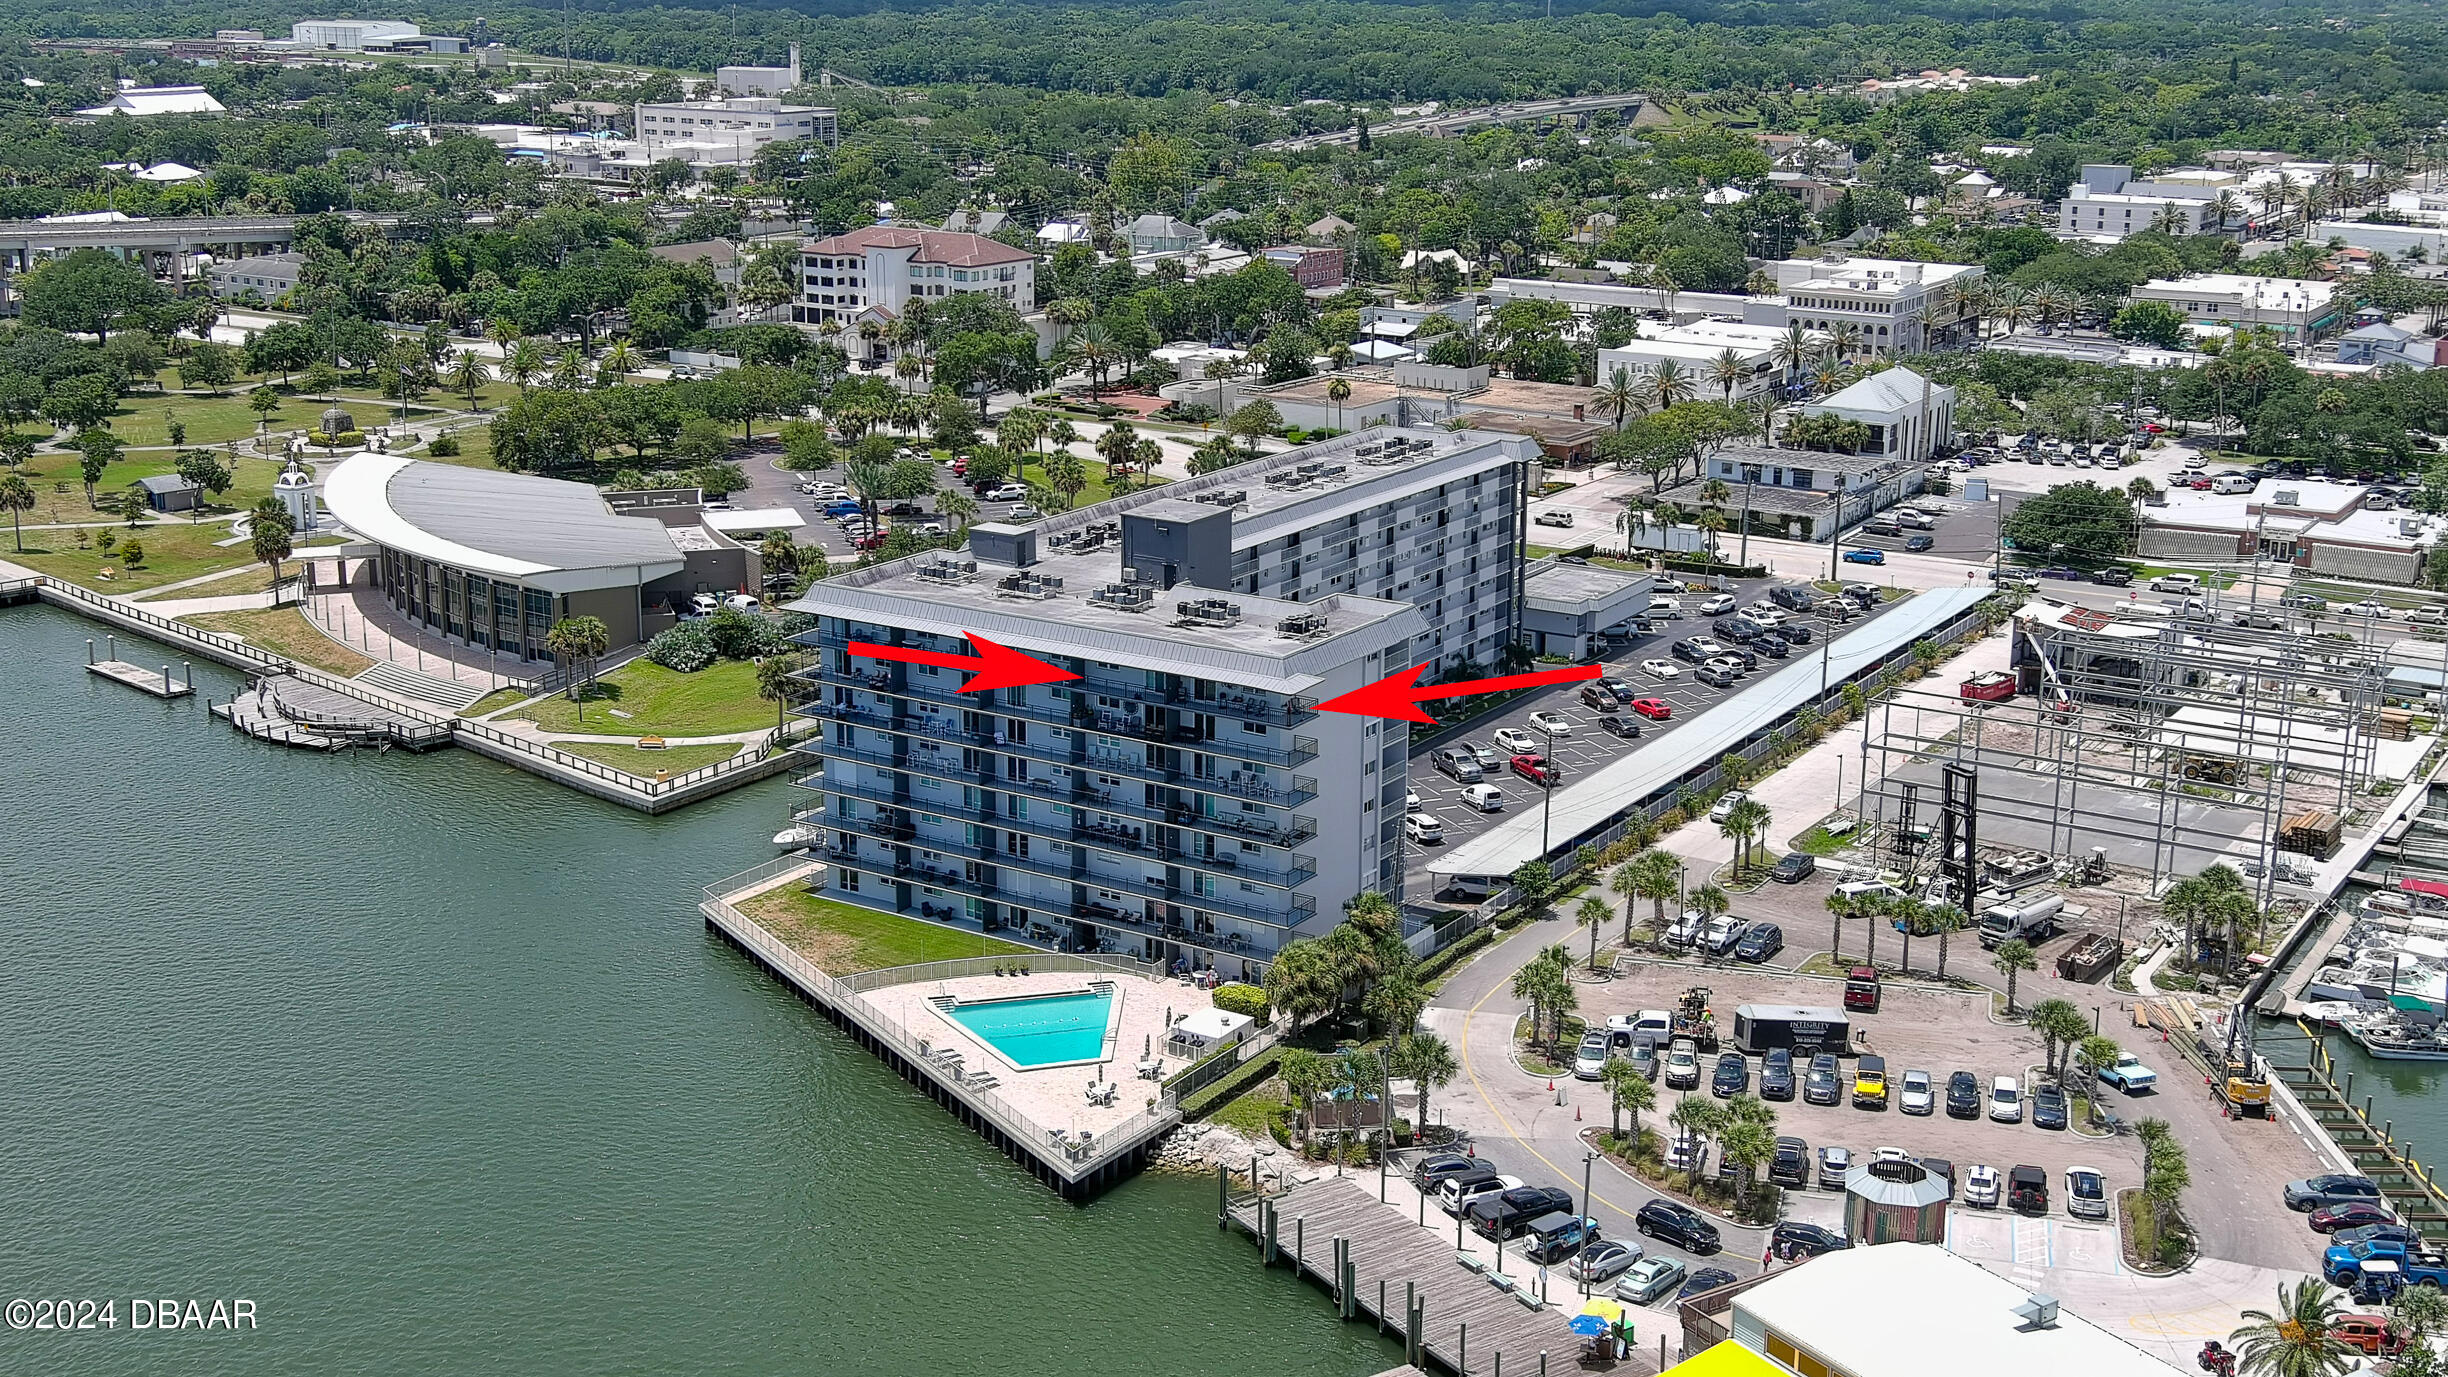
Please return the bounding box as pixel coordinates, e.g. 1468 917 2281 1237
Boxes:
248 496 295 588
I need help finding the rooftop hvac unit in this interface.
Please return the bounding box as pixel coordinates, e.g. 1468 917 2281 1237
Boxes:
2272 489 2300 506
1192 489 1247 507
994 571 1064 600
2404 517 2429 537
1356 443 1383 457
1175 598 1243 627
1088 583 1157 612
1274 611 1330 638
912 556 976 584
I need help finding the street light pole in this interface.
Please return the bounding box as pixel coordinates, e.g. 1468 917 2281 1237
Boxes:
1539 722 1558 858
1580 1149 1596 1297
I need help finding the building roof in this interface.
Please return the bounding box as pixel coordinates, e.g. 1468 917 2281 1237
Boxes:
1666 1344 1792 1377
2135 273 2333 307
802 225 1035 267
1524 559 1653 615
1435 586 1992 878
1126 214 1200 238
133 161 205 182
1307 215 1357 236
1730 1244 2179 1377
648 239 741 267
134 474 201 494
80 86 226 117
1811 366 1945 415
323 453 688 593
701 507 807 535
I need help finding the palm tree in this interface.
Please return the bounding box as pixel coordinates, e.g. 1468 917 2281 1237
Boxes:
1992 286 2031 338
2030 285 2075 330
1721 797 1771 876
1708 347 1746 402
1775 324 1814 383
1888 896 1927 974
2231 1280 2354 1377
1925 903 1969 979
1824 323 1863 363
248 496 294 587
1647 358 1695 411
595 339 640 386
1263 939 1343 1033
1617 850 1680 944
545 614 611 697
503 339 544 393
1394 1032 1458 1142
0 471 31 551
486 317 522 353
446 350 492 408
1325 376 1352 432
2207 189 2243 235
1688 883 1730 931
1596 366 1640 430
937 489 979 532
1604 1055 1656 1143
1720 1111 1776 1211
1992 938 2038 1015
1823 891 1852 964
1668 1095 1722 1185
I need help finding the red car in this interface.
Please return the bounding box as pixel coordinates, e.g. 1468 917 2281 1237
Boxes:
1629 697 1673 720
2311 1200 2396 1233
2333 1315 2406 1357
852 533 888 551
1510 753 1559 787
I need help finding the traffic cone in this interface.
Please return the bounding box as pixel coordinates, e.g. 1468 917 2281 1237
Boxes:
1548 1080 1556 1092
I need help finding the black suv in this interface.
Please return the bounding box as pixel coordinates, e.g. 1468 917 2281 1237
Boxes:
1768 1135 1809 1186
1671 637 1711 663
1409 1153 1484 1190
1634 1199 1720 1253
1945 1071 1981 1118
1770 1221 1851 1260
1771 585 1818 612
1804 1053 1841 1105
1468 1185 1576 1239
1781 622 1814 645
1759 1048 1795 1100
1711 1052 1749 1097
1713 617 1760 643
1754 635 1791 658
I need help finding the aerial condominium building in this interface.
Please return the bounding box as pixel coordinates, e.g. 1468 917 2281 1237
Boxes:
785 427 1536 972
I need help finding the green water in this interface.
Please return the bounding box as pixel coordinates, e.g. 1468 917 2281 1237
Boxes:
0 605 1394 1377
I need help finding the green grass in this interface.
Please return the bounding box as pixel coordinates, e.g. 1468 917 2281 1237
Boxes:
11 450 286 525
736 883 1028 975
458 687 533 719
1209 1085 1291 1139
148 562 285 600
7 521 262 592
510 659 773 737
546 739 741 774
1791 825 1850 857
177 606 375 676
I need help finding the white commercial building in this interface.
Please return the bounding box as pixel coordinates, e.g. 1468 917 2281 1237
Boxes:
1721 1244 2179 1377
1771 253 1985 354
635 97 839 165
1596 320 1819 403
1796 366 1955 465
2058 164 2226 240
794 226 1035 332
78 86 226 118
2127 273 2340 343
784 427 1535 970
714 44 802 98
289 18 420 50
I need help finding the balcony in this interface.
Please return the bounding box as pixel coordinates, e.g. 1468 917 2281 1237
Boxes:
804 747 1318 846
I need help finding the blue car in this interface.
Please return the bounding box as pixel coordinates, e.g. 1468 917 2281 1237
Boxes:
1844 549 1887 565
824 500 864 517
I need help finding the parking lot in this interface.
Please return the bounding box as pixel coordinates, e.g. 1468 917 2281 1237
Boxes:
1592 959 2152 1218
732 448 1040 567
1838 492 1998 567
1399 577 1916 889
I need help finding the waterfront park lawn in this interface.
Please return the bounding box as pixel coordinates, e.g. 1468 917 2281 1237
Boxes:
509 658 773 737
178 606 376 676
546 739 741 775
6 521 266 592
738 884 1028 975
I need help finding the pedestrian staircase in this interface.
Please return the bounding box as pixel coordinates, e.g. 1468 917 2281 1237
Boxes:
354 662 487 710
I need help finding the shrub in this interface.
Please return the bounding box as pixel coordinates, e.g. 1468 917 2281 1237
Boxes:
119 538 144 565
644 621 719 672
1211 982 1268 1022
427 434 462 457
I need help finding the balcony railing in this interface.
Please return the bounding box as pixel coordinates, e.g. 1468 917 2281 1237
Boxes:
801 746 1319 847
812 628 1318 729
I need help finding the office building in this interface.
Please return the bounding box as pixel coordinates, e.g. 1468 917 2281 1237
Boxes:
2126 273 2340 344
206 250 307 301
635 96 839 166
1795 365 1955 464
1598 320 1821 403
2058 164 2225 240
784 427 1535 968
77 86 226 118
1771 253 1985 355
793 226 1035 332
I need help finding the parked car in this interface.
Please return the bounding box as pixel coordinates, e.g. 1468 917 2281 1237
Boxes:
1735 922 1784 962
1527 710 1574 737
1760 1049 1795 1101
2008 1164 2049 1214
1899 1070 1935 1116
2287 1175 2383 1211
1664 1040 1702 1090
2095 1053 2157 1092
1468 1186 1576 1239
1918 1157 1956 1200
1945 1071 1981 1118
1768 1134 1809 1185
1755 635 1791 658
1431 748 1484 782
1844 549 1887 565
1695 663 1739 689
1818 1144 1853 1189
2336 1223 2424 1251
1438 1170 1519 1217
984 483 1030 501
1989 1076 2023 1123
1804 1053 1841 1105
1709 791 1747 823
1492 727 1538 754
1568 1239 1643 1285
1461 783 1506 812
1510 754 1559 787
2333 1314 2409 1358
1665 1131 1708 1177
1573 1031 1612 1080
1410 1154 1483 1190
1614 1256 1686 1305
1580 684 1620 711
1635 1199 1721 1253
1679 1268 1739 1300
2066 1166 2110 1221
1964 1163 2001 1209
2312 1200 2398 1234
1771 1221 1852 1261
1464 741 1505 769
2032 1084 2069 1131
1640 658 1683 679
1404 812 1445 845
1852 1055 1888 1108
1711 1052 1750 1097
1598 714 1643 740
1629 698 1673 720
1702 916 1749 957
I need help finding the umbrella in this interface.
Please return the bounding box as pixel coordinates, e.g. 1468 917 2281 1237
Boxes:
1569 1297 1624 1337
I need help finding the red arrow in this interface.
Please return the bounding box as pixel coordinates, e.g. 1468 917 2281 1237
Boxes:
844 633 1081 693
1316 663 1604 723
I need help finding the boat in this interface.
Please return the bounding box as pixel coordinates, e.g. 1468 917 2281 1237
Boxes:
2301 999 2390 1028
2344 1015 2448 1062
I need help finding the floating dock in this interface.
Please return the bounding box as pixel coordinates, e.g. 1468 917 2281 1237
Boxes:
212 674 452 752
87 659 193 698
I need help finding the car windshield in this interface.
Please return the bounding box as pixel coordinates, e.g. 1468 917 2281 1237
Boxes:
2071 1174 2103 1197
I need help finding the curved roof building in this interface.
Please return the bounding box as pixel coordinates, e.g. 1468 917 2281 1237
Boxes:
324 453 742 657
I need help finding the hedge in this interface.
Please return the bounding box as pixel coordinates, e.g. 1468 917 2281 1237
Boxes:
1212 982 1268 1022
1180 1042 1287 1122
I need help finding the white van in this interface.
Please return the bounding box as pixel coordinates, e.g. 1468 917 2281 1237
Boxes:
1648 596 1682 619
2150 572 2202 594
1461 783 1506 812
2210 475 2255 495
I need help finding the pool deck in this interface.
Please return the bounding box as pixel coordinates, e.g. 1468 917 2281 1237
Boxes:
699 856 1199 1197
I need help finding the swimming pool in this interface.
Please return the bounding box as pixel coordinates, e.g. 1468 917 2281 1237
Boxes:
936 989 1117 1070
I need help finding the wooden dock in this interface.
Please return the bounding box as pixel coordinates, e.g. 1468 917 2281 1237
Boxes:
2270 1023 2448 1240
211 674 452 752
1218 1174 1620 1377
87 658 193 698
